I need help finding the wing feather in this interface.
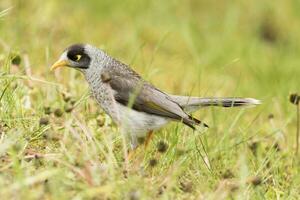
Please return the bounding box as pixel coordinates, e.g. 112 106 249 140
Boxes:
101 64 208 128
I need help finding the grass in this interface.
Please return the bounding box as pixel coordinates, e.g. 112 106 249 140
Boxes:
0 0 300 199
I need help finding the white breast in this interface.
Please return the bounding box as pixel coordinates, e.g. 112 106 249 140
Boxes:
116 103 168 138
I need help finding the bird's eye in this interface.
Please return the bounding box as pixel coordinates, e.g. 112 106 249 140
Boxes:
75 54 82 61
68 54 83 62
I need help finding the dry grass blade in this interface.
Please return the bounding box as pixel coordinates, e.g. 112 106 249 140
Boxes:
0 7 13 19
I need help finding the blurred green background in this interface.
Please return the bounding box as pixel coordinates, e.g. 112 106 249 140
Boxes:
0 0 300 199
1 0 299 97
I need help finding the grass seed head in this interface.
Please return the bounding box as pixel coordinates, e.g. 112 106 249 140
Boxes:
259 16 279 43
273 142 281 152
43 132 60 141
96 116 105 127
222 169 234 179
64 103 74 113
54 108 64 117
11 54 21 66
123 170 128 178
70 98 77 105
44 106 52 115
149 158 158 167
62 92 72 102
34 157 43 168
180 181 193 193
157 185 167 196
268 113 274 119
157 140 168 153
248 141 259 155
39 117 49 126
247 176 262 186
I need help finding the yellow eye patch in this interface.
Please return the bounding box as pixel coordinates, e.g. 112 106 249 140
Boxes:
75 54 82 61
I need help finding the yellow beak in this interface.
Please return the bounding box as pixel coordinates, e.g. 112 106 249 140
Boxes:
50 60 70 71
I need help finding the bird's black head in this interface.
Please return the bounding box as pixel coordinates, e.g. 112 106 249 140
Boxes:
65 44 91 69
50 44 91 71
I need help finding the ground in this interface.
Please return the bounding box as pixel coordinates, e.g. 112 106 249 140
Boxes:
0 0 300 199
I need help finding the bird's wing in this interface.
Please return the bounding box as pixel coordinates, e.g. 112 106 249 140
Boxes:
101 65 208 129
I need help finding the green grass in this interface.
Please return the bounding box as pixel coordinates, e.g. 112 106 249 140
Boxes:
0 0 300 199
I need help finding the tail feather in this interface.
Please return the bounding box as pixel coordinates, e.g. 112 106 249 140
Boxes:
170 95 260 113
182 115 209 129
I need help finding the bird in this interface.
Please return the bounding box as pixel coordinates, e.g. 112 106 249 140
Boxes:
51 44 260 150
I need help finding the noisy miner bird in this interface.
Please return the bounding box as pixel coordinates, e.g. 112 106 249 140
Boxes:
51 44 260 150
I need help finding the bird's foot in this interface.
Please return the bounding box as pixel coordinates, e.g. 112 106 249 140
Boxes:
144 130 154 149
127 148 139 161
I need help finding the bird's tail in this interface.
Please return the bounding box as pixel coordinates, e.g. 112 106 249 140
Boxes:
170 95 261 113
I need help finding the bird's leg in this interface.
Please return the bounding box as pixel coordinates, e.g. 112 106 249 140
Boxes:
127 146 139 161
127 131 153 160
127 131 154 161
127 137 140 161
144 130 154 149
